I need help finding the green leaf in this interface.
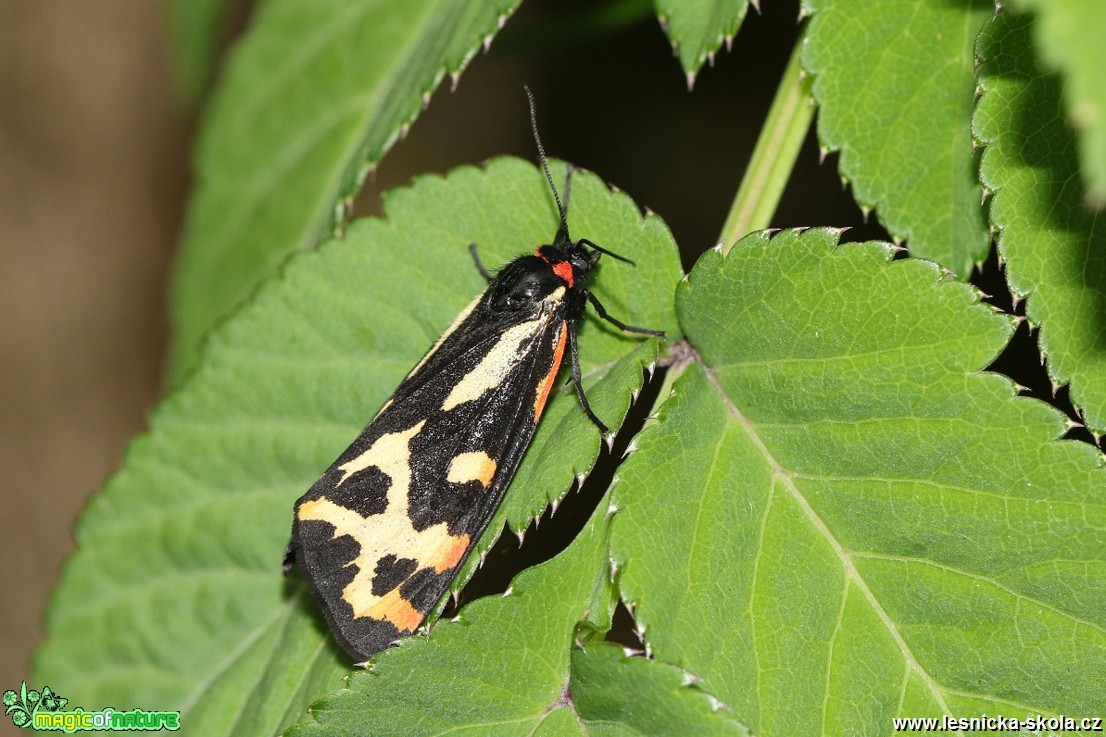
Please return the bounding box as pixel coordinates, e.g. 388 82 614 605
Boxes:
1005 0 1106 207
168 0 242 105
975 11 1106 435
170 0 522 379
612 229 1106 735
654 0 748 82
802 0 992 277
570 644 750 736
34 158 681 736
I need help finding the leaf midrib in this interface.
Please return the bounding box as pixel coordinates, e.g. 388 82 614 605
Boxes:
177 580 306 715
698 359 959 721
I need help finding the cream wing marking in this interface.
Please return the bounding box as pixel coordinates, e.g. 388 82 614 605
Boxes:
297 420 470 631
441 286 567 412
446 451 498 490
441 320 539 411
334 421 423 486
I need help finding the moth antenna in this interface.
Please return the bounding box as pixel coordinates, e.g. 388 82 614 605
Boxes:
577 237 635 265
525 86 571 242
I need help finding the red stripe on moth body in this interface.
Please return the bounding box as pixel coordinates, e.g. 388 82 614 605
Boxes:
537 248 576 287
533 322 568 421
552 261 575 286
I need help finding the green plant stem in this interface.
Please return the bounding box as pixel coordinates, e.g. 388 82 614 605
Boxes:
719 34 814 251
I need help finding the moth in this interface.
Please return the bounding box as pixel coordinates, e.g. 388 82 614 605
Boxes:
287 89 662 661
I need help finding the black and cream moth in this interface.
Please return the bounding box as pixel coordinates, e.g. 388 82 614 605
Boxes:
288 92 661 661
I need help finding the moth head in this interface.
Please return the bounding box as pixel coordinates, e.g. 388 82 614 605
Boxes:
569 243 601 275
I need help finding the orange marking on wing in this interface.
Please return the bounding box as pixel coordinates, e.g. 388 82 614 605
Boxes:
552 261 574 287
474 456 495 488
447 452 497 489
533 323 568 421
361 589 424 632
427 533 471 573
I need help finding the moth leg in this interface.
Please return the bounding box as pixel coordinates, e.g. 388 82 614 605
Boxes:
586 292 665 337
567 321 609 435
468 243 494 283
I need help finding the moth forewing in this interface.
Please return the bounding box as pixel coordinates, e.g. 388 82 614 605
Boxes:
290 263 572 660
